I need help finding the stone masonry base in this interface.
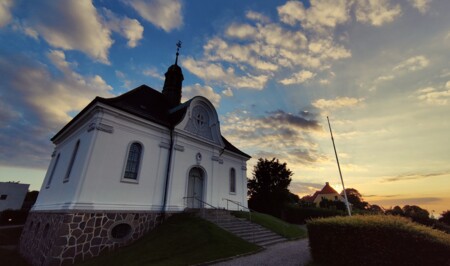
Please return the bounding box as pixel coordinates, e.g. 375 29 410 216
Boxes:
19 211 168 266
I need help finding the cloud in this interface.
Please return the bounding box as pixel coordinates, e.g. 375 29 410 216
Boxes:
0 0 13 27
222 88 233 97
409 0 432 14
371 197 442 208
221 109 326 166
278 0 351 32
246 10 270 23
312 97 366 110
382 171 450 182
375 74 395 82
21 1 113 64
393 55 430 72
263 110 322 131
184 4 351 91
226 23 257 39
289 181 325 195
182 57 269 90
142 67 164 80
355 0 402 26
0 51 114 167
279 70 316 85
182 84 221 108
115 70 132 89
102 8 144 48
415 87 450 105
0 100 21 128
126 0 182 32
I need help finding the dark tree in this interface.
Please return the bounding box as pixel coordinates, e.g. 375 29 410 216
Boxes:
24 190 39 203
341 188 369 210
22 190 39 210
319 198 332 209
439 210 450 225
287 192 300 204
402 205 431 225
386 205 404 216
368 204 384 214
248 158 293 216
319 198 346 211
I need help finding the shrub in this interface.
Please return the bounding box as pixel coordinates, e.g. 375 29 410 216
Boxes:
439 210 450 225
282 205 344 224
307 215 450 266
432 220 450 234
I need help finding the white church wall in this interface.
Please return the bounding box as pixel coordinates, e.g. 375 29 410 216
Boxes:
34 121 95 210
164 133 215 211
214 153 248 210
34 97 249 213
76 111 171 211
165 132 248 211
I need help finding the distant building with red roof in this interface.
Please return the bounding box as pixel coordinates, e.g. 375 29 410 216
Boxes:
303 182 347 207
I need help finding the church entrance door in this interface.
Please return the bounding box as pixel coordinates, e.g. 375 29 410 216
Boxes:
187 167 204 208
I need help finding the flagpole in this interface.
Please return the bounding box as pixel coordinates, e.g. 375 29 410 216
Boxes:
327 116 352 216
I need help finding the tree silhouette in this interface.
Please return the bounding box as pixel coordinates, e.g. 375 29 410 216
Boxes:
439 210 450 225
341 188 369 210
248 158 293 216
386 205 404 216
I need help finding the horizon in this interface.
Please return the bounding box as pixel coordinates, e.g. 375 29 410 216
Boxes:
0 0 449 215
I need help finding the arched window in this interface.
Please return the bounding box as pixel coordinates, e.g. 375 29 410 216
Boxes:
123 142 142 180
229 168 236 194
46 153 60 188
64 140 80 182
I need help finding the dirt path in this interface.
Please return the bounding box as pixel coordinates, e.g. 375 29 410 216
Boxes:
211 239 311 266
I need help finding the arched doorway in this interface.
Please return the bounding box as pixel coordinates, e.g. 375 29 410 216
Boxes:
187 167 204 208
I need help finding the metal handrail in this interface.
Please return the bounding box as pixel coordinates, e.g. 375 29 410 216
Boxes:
183 196 219 222
184 196 217 209
222 198 255 242
222 198 250 212
222 198 289 240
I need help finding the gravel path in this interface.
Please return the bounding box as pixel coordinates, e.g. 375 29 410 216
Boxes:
211 239 311 266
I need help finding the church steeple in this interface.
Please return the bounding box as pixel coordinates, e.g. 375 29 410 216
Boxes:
162 41 184 108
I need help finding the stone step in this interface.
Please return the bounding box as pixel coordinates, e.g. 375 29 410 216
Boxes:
242 234 285 246
234 230 277 238
216 221 257 228
257 237 287 247
194 208 288 247
221 226 266 234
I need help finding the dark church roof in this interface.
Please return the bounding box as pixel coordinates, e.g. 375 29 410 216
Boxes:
52 85 250 159
99 85 174 127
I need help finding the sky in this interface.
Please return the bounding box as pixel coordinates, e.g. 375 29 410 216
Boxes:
0 0 449 215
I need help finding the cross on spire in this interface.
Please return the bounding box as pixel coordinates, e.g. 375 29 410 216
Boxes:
175 40 182 65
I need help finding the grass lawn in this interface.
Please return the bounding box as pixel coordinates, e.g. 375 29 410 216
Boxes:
232 211 307 240
80 213 261 266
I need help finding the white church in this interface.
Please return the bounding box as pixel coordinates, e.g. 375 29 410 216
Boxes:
19 49 250 265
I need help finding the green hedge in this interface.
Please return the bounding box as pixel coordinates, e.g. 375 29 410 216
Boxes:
282 205 344 224
307 215 450 266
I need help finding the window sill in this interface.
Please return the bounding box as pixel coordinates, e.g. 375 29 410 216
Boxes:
229 192 236 195
121 178 139 184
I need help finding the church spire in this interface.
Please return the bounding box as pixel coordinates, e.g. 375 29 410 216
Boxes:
175 40 182 65
162 41 184 108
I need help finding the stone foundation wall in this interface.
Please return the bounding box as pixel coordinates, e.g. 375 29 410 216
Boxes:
19 211 168 266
